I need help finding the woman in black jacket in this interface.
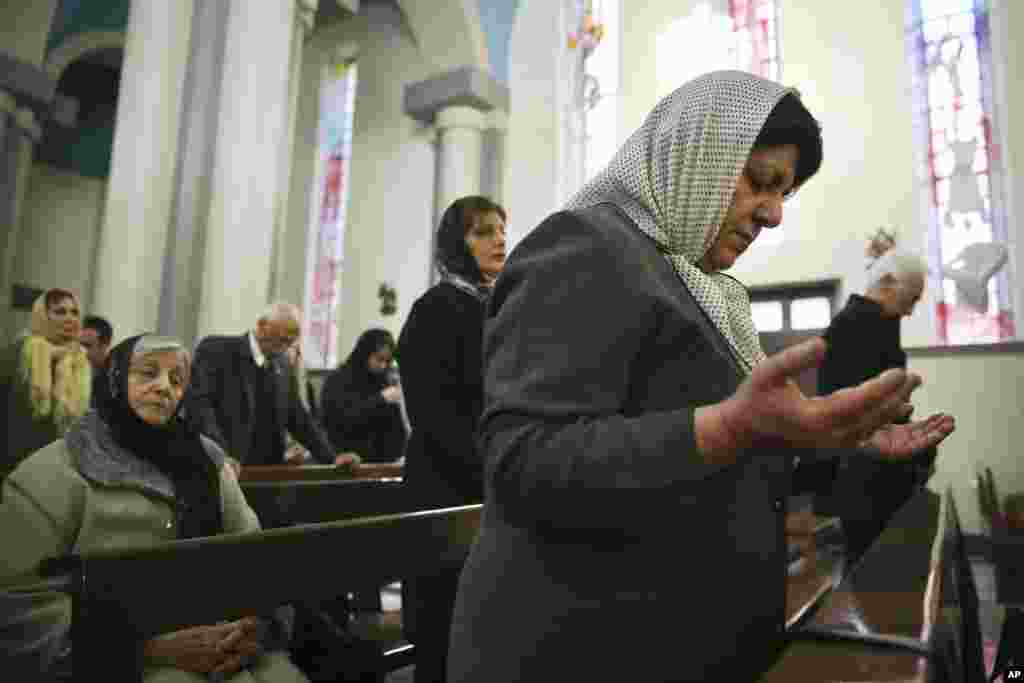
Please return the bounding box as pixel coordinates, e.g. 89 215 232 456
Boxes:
397 195 507 683
320 329 406 464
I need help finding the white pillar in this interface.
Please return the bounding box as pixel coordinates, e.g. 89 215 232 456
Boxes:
268 0 317 302
483 108 508 206
0 0 59 336
0 105 42 340
435 105 486 224
197 0 297 337
91 0 195 340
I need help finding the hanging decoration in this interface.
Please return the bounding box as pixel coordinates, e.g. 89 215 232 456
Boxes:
567 0 606 58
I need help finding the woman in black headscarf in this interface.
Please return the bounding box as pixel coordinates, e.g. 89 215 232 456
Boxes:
320 329 406 464
396 195 507 683
0 334 307 682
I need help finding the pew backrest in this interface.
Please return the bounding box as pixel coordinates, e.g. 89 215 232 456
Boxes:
44 504 482 682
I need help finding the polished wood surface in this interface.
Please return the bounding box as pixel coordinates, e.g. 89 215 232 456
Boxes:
238 462 403 483
808 491 943 641
761 490 949 682
240 476 411 527
759 639 925 683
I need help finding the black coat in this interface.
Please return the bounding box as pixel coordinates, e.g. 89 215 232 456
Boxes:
817 294 934 558
320 368 406 463
397 282 486 506
0 339 62 481
188 333 336 465
447 204 791 683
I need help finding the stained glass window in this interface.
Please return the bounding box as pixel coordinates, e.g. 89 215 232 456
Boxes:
656 1 780 99
907 0 1015 344
727 0 780 81
303 60 357 369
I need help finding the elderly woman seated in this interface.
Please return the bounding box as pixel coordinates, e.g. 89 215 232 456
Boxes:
0 334 309 682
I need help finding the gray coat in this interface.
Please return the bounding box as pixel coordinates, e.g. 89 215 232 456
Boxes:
448 204 792 682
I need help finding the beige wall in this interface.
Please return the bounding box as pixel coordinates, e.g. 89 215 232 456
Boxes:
9 163 106 340
909 350 1024 533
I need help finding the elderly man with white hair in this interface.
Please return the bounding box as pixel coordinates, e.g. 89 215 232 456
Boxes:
815 248 935 563
189 303 359 470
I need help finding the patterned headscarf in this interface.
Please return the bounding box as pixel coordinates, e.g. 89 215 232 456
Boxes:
567 70 799 372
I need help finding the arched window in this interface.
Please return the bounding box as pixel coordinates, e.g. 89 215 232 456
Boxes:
907 0 1015 344
303 59 358 369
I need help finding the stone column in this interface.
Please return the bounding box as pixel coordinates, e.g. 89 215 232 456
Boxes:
0 104 42 339
196 0 297 338
268 0 318 303
156 0 232 347
435 105 487 224
481 108 508 206
403 66 510 285
0 0 60 68
0 0 60 337
91 0 195 340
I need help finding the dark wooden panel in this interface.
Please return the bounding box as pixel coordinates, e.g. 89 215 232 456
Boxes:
241 477 413 528
53 505 481 682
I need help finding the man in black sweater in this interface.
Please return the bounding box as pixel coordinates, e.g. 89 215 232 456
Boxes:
818 249 935 563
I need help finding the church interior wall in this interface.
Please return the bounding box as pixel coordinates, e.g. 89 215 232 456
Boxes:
312 1 437 366
7 163 105 338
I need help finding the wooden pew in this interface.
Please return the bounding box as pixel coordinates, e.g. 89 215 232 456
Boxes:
40 504 482 682
238 462 403 484
240 478 413 530
238 463 411 529
759 488 987 682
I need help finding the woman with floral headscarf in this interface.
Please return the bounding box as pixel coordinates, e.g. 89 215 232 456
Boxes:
0 333 308 681
1 289 91 480
446 71 955 682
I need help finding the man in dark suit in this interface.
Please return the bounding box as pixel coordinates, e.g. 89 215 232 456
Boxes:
189 303 358 469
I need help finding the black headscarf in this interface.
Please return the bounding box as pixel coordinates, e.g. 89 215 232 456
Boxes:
336 328 395 396
96 334 223 539
435 195 506 301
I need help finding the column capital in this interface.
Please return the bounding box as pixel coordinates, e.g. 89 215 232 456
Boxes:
404 66 509 125
13 107 42 141
485 108 508 132
436 105 487 131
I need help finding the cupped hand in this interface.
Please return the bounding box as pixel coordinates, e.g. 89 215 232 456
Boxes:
334 451 361 467
864 413 955 460
284 445 308 465
716 338 927 453
381 385 402 403
142 622 238 675
211 617 266 677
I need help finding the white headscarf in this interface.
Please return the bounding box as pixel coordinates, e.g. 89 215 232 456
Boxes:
566 70 799 372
